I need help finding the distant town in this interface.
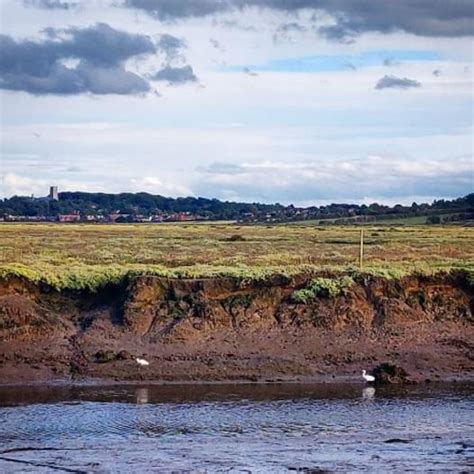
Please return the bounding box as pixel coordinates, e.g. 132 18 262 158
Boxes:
2 187 210 223
0 187 473 224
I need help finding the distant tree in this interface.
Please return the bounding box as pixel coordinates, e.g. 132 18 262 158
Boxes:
0 192 472 223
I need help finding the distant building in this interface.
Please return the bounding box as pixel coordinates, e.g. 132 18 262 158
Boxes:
49 186 59 201
58 212 81 223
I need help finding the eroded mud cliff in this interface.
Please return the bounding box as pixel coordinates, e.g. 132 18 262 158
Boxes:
0 272 473 383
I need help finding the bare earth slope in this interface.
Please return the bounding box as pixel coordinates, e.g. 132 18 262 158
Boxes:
0 272 473 384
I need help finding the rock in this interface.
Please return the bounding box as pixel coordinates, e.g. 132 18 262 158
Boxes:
372 362 410 385
116 350 133 360
95 350 115 363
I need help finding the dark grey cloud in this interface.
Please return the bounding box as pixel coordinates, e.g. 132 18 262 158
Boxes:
0 23 156 95
23 0 78 9
157 33 187 60
375 75 421 90
275 0 474 39
317 24 355 43
124 1 474 39
433 69 441 77
124 0 230 21
59 23 156 66
151 65 197 84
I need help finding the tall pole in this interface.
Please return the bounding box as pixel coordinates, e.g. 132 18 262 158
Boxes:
359 228 364 269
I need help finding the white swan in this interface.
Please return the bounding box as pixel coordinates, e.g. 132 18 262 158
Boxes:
362 370 375 383
136 358 149 366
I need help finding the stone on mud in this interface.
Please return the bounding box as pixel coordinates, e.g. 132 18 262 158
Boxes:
373 362 410 385
116 350 133 360
94 350 116 363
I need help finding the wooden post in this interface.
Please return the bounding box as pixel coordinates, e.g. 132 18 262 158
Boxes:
359 228 364 269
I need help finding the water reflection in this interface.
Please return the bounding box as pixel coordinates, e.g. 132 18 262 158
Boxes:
362 387 376 400
135 387 149 404
2 381 470 407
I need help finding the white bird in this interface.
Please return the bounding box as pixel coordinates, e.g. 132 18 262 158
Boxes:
136 358 149 367
362 370 375 383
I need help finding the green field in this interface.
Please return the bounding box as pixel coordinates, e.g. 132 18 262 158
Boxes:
0 223 473 290
286 212 459 226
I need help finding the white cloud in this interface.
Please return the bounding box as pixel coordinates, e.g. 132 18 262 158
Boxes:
3 173 46 197
1 172 101 197
194 155 473 205
129 176 193 197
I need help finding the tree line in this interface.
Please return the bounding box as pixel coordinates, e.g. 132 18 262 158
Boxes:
0 191 473 223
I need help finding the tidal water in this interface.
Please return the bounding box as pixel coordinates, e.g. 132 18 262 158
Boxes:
0 383 473 473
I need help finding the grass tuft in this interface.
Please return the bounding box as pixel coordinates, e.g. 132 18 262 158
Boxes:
292 276 354 303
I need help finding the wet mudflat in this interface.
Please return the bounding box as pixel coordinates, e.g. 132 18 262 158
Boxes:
0 382 473 473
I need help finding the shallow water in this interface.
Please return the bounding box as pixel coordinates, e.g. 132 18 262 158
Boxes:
0 383 473 473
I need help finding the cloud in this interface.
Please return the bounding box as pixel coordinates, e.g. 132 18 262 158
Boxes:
198 162 244 175
383 57 399 67
129 176 192 197
375 75 421 90
243 67 258 77
2 173 45 197
124 0 230 21
315 0 474 41
0 23 155 95
209 38 221 49
65 166 82 173
273 22 307 42
195 155 473 204
23 0 78 9
157 33 187 61
151 65 197 84
1 173 99 197
55 23 156 67
433 69 441 77
74 62 151 94
215 19 257 32
123 1 474 39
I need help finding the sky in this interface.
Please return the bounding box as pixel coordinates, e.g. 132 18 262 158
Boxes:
0 0 473 206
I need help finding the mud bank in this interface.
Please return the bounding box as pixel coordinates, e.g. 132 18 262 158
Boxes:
0 272 473 384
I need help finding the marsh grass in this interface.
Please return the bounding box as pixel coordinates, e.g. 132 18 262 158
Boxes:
0 223 472 291
292 276 355 302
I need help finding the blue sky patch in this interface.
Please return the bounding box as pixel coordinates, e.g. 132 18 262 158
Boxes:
226 50 442 73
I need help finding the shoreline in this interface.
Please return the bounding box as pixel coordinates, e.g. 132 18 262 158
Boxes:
1 373 474 387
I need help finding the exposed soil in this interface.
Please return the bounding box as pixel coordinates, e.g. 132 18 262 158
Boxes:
0 272 473 384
